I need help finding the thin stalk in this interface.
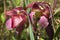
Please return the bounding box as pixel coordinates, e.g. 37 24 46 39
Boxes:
27 9 35 40
9 0 15 8
23 0 35 40
3 0 12 40
52 0 57 33
53 0 57 10
3 0 6 16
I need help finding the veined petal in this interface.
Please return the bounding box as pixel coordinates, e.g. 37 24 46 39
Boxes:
6 10 17 16
6 7 25 16
39 16 49 28
6 18 12 30
12 16 23 28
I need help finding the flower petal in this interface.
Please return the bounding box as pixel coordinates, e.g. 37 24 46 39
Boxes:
27 2 35 8
39 16 49 28
12 16 23 28
6 18 12 30
6 10 17 16
29 11 35 24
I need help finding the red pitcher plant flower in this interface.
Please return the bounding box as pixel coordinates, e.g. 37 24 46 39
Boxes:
27 2 52 28
27 2 54 39
5 7 28 33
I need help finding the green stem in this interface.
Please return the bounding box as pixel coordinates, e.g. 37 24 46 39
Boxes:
27 9 35 40
23 0 35 40
53 0 57 10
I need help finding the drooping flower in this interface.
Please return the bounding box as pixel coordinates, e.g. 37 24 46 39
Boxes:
27 2 52 28
27 2 54 39
5 7 28 33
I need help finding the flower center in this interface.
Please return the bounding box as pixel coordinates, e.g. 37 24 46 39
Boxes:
16 10 20 15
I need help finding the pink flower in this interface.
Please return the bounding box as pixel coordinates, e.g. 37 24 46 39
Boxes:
28 2 52 28
6 16 23 30
39 16 49 28
5 7 28 33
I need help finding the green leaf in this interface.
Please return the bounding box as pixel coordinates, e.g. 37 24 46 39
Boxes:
12 0 20 6
27 8 35 40
23 0 35 40
12 36 16 40
54 26 60 38
21 29 27 40
1 13 5 23
29 23 35 40
23 0 31 8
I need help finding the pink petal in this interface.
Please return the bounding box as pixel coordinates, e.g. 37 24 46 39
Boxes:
6 10 17 16
6 7 25 16
39 16 49 28
6 18 12 30
13 16 23 28
27 2 35 8
29 11 35 24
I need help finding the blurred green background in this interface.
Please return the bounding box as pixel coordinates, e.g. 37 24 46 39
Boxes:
0 0 60 40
